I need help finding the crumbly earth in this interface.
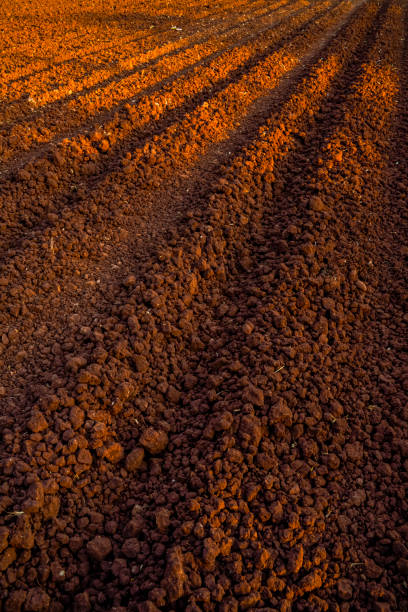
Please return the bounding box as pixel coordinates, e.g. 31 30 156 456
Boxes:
0 0 407 610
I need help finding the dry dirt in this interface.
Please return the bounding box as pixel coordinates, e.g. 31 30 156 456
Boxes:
0 0 407 610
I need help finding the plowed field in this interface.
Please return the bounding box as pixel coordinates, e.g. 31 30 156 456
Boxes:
0 0 407 610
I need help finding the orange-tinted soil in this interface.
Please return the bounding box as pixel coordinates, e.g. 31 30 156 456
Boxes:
0 0 407 610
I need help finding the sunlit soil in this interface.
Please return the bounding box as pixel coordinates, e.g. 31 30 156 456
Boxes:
0 0 407 610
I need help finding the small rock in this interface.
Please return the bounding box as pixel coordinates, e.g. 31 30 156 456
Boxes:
4 590 27 612
103 442 124 464
188 273 198 295
264 474 275 489
213 411 233 432
155 508 171 531
122 538 140 558
309 196 325 211
23 482 44 513
227 448 243 464
337 578 353 600
397 558 408 576
373 603 391 612
270 501 283 523
116 382 134 401
124 517 144 537
327 453 340 469
27 412 48 433
73 592 91 612
239 414 262 446
0 526 9 553
8 328 19 343
24 588 50 611
356 279 367 291
288 545 304 574
299 569 322 592
66 355 87 373
350 489 366 506
0 547 16 571
242 321 254 335
137 602 161 612
245 484 260 502
86 536 112 561
70 406 85 430
140 428 168 454
125 447 144 472
184 373 197 389
78 367 100 385
134 355 149 373
345 442 364 463
124 274 136 287
163 546 187 602
269 398 293 426
243 385 264 407
10 517 34 549
365 558 383 579
167 386 181 403
77 449 93 465
43 496 60 521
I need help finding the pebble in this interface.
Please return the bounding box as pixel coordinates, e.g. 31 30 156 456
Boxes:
140 428 168 454
86 536 112 561
125 447 145 472
27 412 48 433
337 578 353 601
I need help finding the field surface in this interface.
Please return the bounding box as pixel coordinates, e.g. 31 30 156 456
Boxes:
0 0 407 610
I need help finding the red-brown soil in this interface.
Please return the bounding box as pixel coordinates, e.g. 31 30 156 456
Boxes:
0 0 407 610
